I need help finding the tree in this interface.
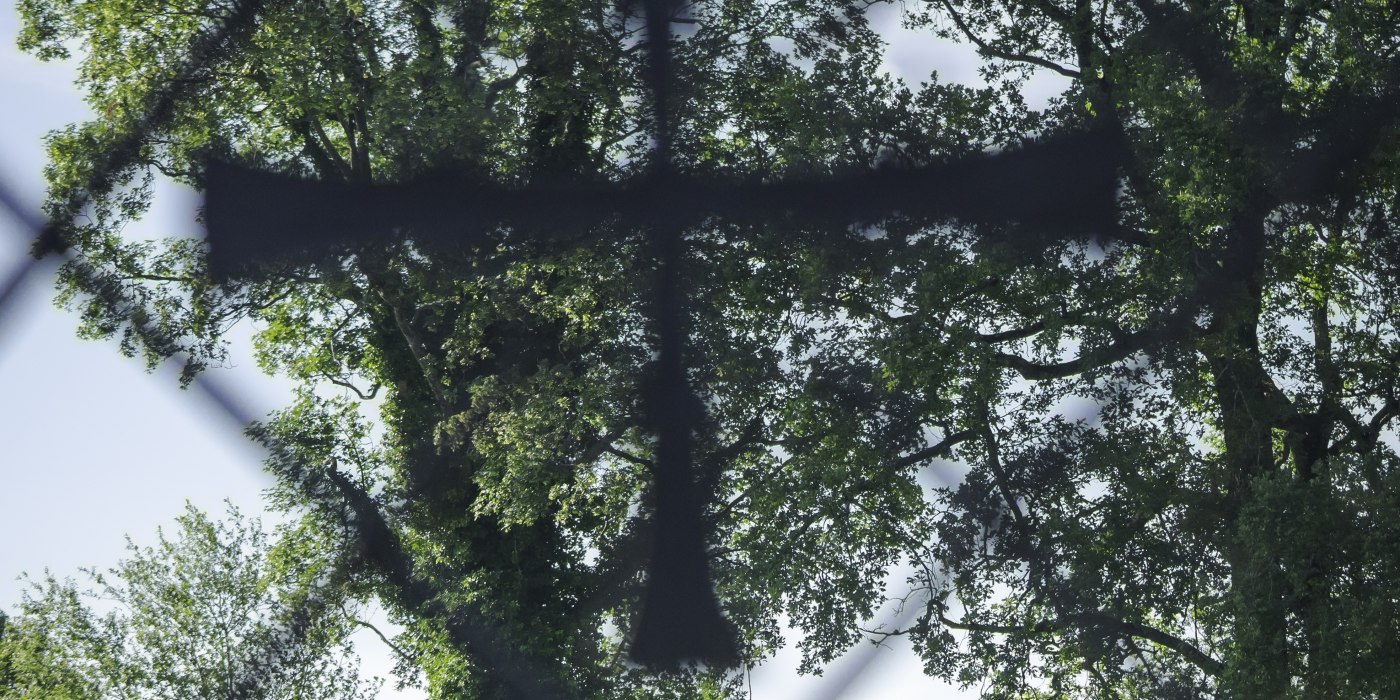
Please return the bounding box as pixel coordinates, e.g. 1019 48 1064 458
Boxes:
15 0 1400 697
0 503 377 699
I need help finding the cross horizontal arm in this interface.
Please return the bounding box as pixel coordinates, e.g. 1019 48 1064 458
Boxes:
205 126 1126 278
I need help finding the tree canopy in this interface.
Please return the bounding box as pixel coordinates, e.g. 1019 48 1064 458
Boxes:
0 503 376 699
15 0 1400 697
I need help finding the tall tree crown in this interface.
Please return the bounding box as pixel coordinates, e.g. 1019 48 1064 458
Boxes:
15 0 1400 696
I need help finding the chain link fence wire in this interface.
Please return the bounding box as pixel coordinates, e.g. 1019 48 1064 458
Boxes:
0 186 52 340
0 0 1131 697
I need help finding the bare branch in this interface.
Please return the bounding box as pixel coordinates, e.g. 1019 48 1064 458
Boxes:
342 605 416 664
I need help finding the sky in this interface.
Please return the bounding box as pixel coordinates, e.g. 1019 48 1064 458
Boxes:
0 3 1069 698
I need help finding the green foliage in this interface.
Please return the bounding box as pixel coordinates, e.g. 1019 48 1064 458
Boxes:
0 503 376 699
16 0 1400 697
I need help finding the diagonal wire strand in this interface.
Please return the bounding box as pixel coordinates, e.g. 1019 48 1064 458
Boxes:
0 247 44 326
0 179 61 357
0 178 52 314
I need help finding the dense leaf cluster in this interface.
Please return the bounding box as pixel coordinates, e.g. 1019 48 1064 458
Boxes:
0 504 375 699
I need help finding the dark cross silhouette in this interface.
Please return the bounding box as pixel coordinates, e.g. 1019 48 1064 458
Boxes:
203 0 1127 670
204 118 1127 671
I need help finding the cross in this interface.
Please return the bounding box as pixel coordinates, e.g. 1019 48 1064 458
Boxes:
203 0 1127 670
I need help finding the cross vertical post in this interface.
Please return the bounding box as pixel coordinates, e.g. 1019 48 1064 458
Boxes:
626 0 741 667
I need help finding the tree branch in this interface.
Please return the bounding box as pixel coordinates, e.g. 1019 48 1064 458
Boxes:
358 265 453 413
977 414 1026 526
992 313 1192 380
710 409 771 467
484 70 523 111
1333 395 1400 455
1071 612 1225 677
993 344 1132 379
604 445 653 468
934 609 1224 677
343 606 416 664
888 429 978 470
577 424 631 467
121 272 198 284
309 119 354 178
974 303 1123 344
321 372 381 400
936 0 1082 78
938 613 1045 635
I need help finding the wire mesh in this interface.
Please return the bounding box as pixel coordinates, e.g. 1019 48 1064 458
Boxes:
0 0 1128 697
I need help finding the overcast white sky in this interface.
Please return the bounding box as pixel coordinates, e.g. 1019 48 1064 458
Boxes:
0 3 1070 698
